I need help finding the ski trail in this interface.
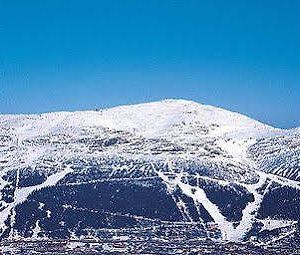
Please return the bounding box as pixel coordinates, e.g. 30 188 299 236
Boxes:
154 152 273 242
265 171 300 190
31 220 42 240
233 171 267 240
0 165 73 235
157 169 235 240
157 169 270 241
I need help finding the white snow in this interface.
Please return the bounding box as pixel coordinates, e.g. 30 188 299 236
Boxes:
259 219 297 232
0 99 298 242
0 99 285 141
0 166 73 233
67 241 86 249
155 159 295 242
31 220 42 239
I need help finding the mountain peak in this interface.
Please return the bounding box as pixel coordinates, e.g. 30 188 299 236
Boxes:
96 99 278 139
1 99 282 140
0 99 299 246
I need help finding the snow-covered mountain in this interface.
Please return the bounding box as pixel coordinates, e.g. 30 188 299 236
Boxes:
0 99 299 245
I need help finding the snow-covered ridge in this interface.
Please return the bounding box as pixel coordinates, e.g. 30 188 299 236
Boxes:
290 127 300 134
0 99 299 243
0 99 285 140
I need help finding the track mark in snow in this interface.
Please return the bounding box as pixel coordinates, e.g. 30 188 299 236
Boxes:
155 160 270 241
157 170 234 240
0 165 73 235
233 171 267 241
31 220 42 240
259 219 297 232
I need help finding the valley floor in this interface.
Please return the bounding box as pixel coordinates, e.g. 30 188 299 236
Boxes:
0 237 299 255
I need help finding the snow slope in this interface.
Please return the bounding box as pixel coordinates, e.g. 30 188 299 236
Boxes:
0 99 283 140
0 99 299 243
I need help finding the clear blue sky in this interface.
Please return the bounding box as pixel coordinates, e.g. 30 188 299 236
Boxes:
0 0 299 128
